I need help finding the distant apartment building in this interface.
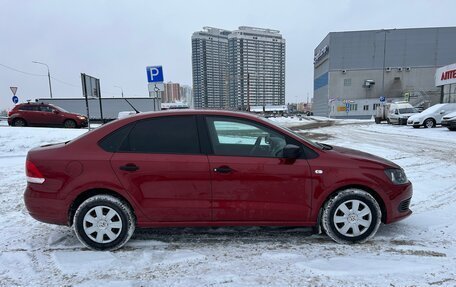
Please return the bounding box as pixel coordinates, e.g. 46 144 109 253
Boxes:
192 27 230 109
180 85 193 107
162 82 181 103
228 26 285 109
192 26 285 109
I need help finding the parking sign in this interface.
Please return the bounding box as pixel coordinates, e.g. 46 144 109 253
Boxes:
146 66 164 83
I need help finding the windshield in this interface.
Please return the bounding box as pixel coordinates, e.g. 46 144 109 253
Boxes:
50 105 69 113
421 104 445 115
399 108 417 114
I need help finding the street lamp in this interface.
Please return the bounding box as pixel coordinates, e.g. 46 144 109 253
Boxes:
114 85 124 98
32 61 53 98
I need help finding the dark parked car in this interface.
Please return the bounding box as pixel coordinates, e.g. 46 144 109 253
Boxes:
8 102 87 128
24 110 412 250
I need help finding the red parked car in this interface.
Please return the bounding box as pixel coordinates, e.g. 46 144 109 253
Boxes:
8 102 87 128
24 110 412 250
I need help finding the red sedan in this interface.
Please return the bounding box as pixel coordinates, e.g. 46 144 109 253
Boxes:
24 110 412 250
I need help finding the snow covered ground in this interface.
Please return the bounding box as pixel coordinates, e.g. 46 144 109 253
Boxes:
0 118 455 286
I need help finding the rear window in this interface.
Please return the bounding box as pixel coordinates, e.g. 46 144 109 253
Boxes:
98 123 134 152
119 116 200 154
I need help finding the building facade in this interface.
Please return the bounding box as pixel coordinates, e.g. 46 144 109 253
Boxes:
228 27 286 110
313 27 456 118
192 26 285 110
192 27 231 109
162 82 181 103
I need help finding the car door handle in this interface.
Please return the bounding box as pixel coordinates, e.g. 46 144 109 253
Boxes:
213 166 233 173
119 163 139 172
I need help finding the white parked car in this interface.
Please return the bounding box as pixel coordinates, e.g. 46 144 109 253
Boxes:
441 110 456 131
388 102 418 125
117 111 137 119
407 103 456 128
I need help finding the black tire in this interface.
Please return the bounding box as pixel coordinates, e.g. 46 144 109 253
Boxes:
322 189 381 244
73 195 135 251
449 128 456 131
64 119 77 128
423 118 435 128
12 118 27 127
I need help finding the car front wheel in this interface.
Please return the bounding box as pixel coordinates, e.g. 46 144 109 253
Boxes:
424 118 435 128
73 195 135 251
322 189 381 244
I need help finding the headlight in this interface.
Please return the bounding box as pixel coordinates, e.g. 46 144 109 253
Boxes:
77 116 86 120
384 168 408 185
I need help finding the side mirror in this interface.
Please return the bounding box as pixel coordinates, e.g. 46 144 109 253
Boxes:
394 110 399 115
282 144 301 159
53 110 59 114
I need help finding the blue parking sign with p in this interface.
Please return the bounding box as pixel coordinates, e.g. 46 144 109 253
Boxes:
146 66 164 83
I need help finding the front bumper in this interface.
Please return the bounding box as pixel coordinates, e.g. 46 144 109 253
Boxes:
441 120 456 128
384 181 413 224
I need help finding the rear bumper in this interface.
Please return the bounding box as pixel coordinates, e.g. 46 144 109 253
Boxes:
384 181 413 224
24 185 68 226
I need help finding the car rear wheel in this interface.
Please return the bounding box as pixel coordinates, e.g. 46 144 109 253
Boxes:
322 189 381 244
424 118 435 128
64 119 77 128
13 118 26 127
73 195 135 251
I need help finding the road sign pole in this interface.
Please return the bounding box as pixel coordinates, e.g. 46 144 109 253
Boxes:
97 79 104 124
81 73 91 131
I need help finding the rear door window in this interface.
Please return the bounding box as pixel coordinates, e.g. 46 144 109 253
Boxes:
119 116 201 154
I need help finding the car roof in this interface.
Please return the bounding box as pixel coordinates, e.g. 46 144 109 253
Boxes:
127 109 262 120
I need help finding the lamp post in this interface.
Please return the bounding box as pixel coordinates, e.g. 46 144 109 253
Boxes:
114 85 124 98
32 61 53 98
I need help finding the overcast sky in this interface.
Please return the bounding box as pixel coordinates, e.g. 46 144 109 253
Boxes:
1 0 456 110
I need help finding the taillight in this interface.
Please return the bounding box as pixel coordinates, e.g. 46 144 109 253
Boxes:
26 160 45 184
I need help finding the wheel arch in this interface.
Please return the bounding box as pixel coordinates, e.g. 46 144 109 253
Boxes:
318 184 387 226
68 188 136 226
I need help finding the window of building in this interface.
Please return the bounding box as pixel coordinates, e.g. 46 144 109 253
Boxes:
373 103 380 111
344 79 352 86
350 104 358 111
363 105 369 111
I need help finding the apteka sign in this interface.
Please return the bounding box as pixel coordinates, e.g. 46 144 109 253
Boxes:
435 63 456 86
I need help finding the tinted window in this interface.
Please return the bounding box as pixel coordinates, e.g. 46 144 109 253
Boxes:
99 123 133 152
40 105 54 112
206 117 287 158
19 105 39 111
119 116 200 154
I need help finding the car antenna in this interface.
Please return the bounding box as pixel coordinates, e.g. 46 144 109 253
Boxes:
123 98 140 114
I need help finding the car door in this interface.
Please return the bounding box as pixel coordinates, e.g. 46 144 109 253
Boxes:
110 115 212 222
38 105 58 125
204 116 313 222
19 105 40 124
